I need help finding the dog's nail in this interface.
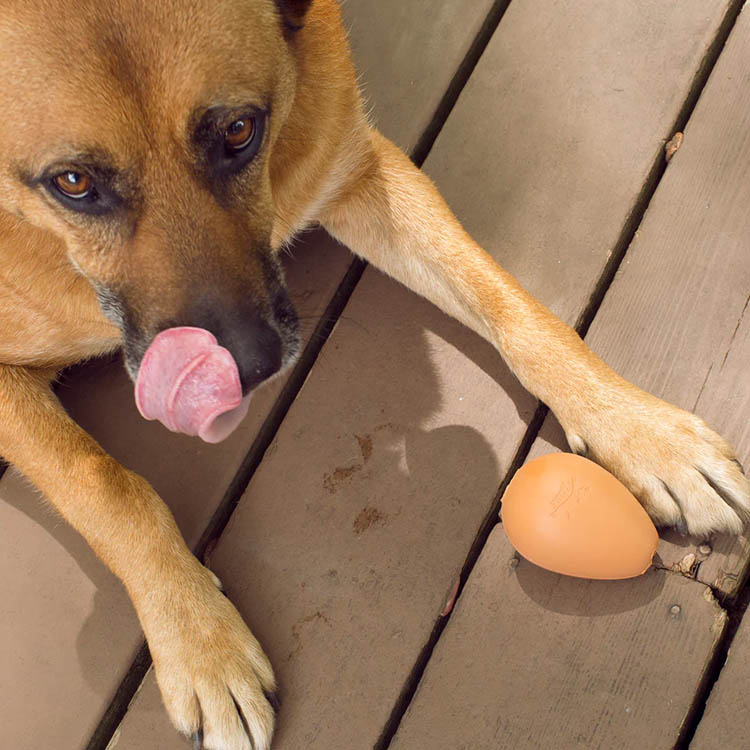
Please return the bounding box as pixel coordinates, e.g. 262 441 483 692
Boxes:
733 458 746 477
192 729 203 750
698 467 746 519
659 478 689 532
231 692 255 748
264 689 282 713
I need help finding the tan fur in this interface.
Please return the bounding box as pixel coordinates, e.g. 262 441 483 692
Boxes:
1 1 748 747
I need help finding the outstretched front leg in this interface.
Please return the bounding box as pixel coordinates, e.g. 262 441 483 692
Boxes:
0 365 278 750
319 128 749 536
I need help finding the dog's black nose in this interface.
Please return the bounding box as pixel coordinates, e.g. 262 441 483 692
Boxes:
183 299 283 394
223 314 283 394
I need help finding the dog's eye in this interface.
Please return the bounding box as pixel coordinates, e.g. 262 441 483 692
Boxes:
54 171 93 200
197 109 266 179
225 118 256 153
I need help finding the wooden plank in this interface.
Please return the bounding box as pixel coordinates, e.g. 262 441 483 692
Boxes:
343 0 496 154
0 469 140 750
422 0 733 319
531 3 750 597
623 13 750 744
112 1 738 747
692 610 750 749
0 0 494 745
391 528 726 749
395 12 750 747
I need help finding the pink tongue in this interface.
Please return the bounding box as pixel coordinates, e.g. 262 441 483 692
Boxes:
135 327 250 444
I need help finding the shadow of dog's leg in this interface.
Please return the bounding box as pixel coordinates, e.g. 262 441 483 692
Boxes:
0 365 277 750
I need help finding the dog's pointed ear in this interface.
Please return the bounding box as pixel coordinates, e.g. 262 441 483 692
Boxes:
275 0 313 32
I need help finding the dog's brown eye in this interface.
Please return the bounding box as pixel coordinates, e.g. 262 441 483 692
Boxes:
54 171 92 199
225 118 255 152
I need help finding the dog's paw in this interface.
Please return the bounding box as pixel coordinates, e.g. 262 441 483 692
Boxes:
146 567 277 750
562 388 749 536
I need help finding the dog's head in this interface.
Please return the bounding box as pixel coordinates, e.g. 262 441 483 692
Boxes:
0 0 313 397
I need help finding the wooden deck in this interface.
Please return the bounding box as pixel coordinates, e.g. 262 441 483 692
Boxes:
2 1 749 748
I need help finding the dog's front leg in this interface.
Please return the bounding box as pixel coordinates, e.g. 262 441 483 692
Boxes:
0 365 276 750
320 128 749 536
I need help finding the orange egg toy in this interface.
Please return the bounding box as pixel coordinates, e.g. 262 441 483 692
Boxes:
500 453 658 579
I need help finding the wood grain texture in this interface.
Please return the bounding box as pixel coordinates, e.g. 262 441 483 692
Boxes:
391 527 726 750
111 1 740 747
670 10 750 746
420 11 750 747
692 605 750 748
422 0 733 324
573 3 750 596
343 0 496 154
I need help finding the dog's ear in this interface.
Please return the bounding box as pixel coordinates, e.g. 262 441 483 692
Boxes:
275 0 313 32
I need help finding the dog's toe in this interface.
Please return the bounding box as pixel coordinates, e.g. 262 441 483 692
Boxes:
149 566 277 750
184 683 276 750
193 680 274 750
565 393 749 536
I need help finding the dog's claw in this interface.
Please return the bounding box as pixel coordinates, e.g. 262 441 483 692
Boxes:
565 390 750 535
264 689 282 714
658 478 688 527
698 467 750 522
231 691 256 749
192 729 203 750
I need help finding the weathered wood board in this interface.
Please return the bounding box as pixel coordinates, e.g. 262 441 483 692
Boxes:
392 9 750 749
532 2 750 597
692 606 750 748
390 528 726 749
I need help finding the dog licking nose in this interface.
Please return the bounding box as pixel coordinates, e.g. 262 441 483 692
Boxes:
135 327 252 443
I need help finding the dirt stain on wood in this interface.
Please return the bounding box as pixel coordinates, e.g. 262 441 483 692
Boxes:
322 433 376 493
288 611 331 661
353 506 387 535
323 463 362 494
355 434 373 463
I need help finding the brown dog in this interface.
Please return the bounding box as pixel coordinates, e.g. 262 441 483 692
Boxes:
1 1 748 748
